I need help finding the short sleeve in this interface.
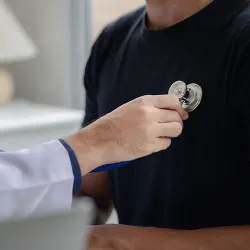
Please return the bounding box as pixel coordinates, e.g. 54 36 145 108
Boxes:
231 38 250 160
231 34 250 116
82 45 99 127
82 26 112 128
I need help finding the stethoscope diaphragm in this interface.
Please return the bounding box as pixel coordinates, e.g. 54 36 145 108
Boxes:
168 80 202 112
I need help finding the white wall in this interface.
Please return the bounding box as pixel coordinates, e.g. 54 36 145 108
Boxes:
5 0 90 108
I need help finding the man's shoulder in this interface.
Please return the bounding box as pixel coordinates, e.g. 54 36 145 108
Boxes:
230 2 250 47
93 6 145 52
103 6 145 36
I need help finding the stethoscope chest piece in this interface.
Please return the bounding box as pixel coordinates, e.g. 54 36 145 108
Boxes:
168 80 202 112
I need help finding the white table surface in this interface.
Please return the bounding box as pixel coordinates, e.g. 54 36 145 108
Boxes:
0 99 84 150
0 99 83 133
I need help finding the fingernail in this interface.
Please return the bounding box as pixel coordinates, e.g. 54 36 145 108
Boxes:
184 112 189 120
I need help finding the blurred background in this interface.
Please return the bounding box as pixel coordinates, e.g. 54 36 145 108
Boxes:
4 0 144 109
0 0 143 223
0 0 144 150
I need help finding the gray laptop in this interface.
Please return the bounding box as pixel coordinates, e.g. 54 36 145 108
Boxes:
0 198 95 250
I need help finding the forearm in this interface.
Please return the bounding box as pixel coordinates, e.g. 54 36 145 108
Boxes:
74 190 113 224
74 170 113 224
131 226 250 250
94 205 113 225
65 130 102 175
89 225 250 250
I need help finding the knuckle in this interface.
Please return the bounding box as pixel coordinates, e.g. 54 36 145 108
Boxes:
135 95 150 106
135 96 144 105
138 106 152 120
171 111 182 122
172 122 183 137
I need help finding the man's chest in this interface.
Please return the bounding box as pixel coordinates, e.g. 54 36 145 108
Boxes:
99 39 250 222
96 39 246 176
97 39 232 123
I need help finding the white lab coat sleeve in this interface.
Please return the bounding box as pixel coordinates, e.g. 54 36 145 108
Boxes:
0 140 82 221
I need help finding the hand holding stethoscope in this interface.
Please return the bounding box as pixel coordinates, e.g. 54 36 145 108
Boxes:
91 81 203 173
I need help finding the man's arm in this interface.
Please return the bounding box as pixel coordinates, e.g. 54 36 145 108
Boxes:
88 224 250 250
75 172 113 224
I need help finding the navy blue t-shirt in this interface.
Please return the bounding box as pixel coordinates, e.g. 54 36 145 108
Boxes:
83 0 250 229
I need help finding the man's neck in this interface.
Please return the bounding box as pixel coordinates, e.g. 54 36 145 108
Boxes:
146 0 213 30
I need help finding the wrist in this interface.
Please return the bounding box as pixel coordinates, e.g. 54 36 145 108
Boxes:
64 130 102 175
65 124 114 175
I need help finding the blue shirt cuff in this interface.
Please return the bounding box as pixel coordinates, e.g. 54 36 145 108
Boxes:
91 161 131 173
59 139 82 195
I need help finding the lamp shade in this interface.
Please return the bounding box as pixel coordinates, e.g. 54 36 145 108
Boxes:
0 0 38 63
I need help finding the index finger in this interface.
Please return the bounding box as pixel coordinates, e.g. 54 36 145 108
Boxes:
150 95 188 120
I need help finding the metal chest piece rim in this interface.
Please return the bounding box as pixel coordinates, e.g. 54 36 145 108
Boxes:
168 80 202 112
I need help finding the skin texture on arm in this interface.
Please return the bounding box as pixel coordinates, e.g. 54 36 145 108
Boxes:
88 224 250 250
66 95 187 175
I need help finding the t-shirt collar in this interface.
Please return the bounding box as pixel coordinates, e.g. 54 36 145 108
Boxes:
141 0 248 40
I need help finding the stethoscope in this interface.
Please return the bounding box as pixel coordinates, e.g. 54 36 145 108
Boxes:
91 81 202 173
